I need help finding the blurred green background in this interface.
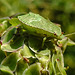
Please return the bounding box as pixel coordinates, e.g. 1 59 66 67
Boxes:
0 0 75 75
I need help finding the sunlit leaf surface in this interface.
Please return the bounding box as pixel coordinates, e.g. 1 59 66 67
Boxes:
2 27 17 44
23 63 42 75
15 59 28 75
1 52 20 71
0 65 14 75
1 36 24 52
20 44 34 58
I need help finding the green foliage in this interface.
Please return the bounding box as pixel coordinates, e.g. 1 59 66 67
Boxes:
0 12 75 75
0 0 75 74
0 65 14 75
23 63 41 75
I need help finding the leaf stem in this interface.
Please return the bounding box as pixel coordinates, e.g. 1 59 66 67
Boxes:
4 51 7 57
65 32 75 37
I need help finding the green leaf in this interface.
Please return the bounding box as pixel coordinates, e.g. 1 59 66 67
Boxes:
58 37 68 51
56 59 67 75
67 38 75 46
36 49 50 56
48 61 54 75
20 44 34 58
1 52 20 71
58 37 75 53
52 46 66 75
35 49 50 69
9 18 21 26
1 35 24 52
23 63 42 75
0 20 11 36
0 17 9 23
0 65 14 75
0 49 6 64
28 36 42 53
45 41 55 50
18 12 63 39
28 57 38 65
35 55 49 70
2 27 17 44
15 59 28 75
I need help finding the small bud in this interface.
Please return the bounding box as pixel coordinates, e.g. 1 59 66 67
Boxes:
0 41 2 45
24 57 29 63
62 32 64 34
58 44 63 47
40 70 42 73
54 32 57 35
57 59 60 61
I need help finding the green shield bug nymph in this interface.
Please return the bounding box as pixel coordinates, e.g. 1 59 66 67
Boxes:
18 12 64 39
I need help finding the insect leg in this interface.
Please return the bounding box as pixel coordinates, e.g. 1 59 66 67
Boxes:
41 37 47 48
